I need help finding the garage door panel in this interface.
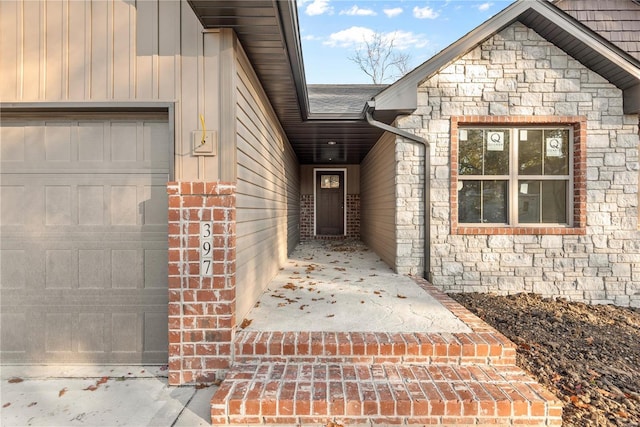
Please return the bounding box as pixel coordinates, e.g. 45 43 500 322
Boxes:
1 295 168 363
0 313 27 353
77 313 106 353
45 186 73 225
79 249 106 288
0 185 26 225
0 120 170 173
0 250 26 289
45 249 76 288
44 124 72 162
45 313 74 352
144 122 171 163
78 122 105 162
111 122 139 162
0 118 169 364
78 186 105 225
144 185 170 225
0 125 26 162
112 313 140 353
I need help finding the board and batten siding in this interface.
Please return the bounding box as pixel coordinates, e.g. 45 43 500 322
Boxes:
0 0 223 182
234 46 300 323
360 132 397 269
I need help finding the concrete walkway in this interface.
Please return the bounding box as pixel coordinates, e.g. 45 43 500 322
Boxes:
1 366 218 427
243 240 471 333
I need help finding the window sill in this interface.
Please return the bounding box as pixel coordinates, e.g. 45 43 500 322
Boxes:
452 225 586 235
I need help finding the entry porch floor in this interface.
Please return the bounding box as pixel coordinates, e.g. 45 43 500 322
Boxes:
241 240 470 333
212 240 562 426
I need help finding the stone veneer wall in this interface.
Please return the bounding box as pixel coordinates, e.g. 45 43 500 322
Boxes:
396 22 640 306
300 194 360 240
167 182 236 385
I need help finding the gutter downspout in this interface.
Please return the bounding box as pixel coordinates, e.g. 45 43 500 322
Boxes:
365 100 431 280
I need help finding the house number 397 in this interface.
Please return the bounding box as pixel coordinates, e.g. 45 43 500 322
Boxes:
200 222 213 276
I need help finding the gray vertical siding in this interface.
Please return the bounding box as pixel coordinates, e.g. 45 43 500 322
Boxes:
235 46 300 323
360 132 397 269
0 0 221 181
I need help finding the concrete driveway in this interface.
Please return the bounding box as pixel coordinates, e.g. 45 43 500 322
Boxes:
1 366 217 427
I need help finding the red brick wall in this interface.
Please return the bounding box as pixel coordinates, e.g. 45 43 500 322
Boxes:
300 194 314 239
167 182 236 386
346 194 360 239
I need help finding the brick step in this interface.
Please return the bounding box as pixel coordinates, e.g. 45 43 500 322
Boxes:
234 331 516 366
211 362 562 426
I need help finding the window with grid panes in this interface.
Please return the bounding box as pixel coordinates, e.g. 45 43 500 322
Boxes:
457 127 572 226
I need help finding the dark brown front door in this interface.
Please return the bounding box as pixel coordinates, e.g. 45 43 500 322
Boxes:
316 171 344 235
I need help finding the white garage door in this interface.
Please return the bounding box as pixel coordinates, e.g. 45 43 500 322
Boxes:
0 115 170 364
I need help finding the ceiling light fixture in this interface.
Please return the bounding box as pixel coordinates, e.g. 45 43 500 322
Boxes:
327 141 336 145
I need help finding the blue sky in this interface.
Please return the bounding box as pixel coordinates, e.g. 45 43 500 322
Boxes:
298 0 517 84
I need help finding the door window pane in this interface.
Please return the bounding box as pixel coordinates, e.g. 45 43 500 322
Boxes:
320 175 340 189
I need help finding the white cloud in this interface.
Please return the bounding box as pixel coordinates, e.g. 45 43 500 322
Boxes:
383 7 403 18
323 27 428 50
305 0 333 16
477 2 494 12
386 30 429 50
324 26 375 48
413 5 439 19
302 34 322 41
340 5 376 16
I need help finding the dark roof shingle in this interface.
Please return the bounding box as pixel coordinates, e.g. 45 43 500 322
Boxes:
307 84 387 114
555 0 640 60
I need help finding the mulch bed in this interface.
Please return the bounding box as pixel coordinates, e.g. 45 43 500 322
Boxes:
449 292 640 426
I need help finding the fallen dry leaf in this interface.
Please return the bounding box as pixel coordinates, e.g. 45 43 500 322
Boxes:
84 385 98 392
97 376 108 386
585 336 594 345
27 402 37 407
397 294 407 299
59 388 68 397
283 283 297 290
240 318 252 329
3 403 11 408
8 378 23 384
326 314 335 318
570 395 589 409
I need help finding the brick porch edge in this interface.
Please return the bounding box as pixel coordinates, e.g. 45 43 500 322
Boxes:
167 182 237 385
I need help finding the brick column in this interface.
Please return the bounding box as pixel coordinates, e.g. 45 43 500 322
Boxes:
167 182 236 385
